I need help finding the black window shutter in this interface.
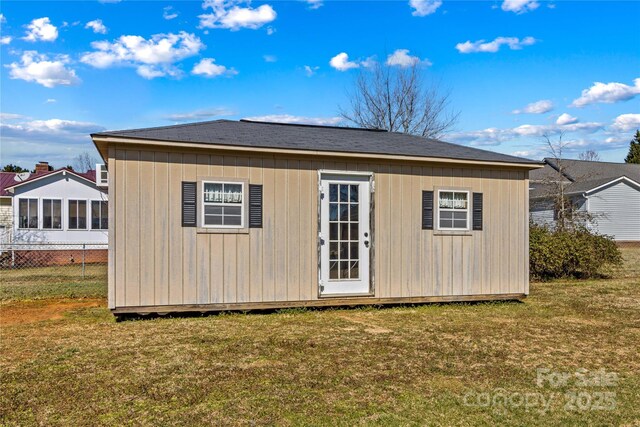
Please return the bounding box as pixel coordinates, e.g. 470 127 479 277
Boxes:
249 184 263 228
422 190 434 230
472 192 483 231
182 182 197 227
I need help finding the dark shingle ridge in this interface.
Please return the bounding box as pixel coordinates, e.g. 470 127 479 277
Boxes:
239 119 388 132
93 119 540 166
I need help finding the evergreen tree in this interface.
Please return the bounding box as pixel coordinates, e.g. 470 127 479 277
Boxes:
624 130 640 164
2 164 29 173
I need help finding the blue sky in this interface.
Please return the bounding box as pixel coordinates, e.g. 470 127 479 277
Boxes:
1 0 639 169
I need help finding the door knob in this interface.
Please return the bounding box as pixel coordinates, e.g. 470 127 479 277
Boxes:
364 240 370 248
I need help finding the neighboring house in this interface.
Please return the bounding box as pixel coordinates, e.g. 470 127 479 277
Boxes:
529 158 640 242
0 173 15 244
0 162 109 245
92 119 542 316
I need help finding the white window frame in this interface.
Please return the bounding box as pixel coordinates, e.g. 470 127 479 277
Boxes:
96 164 108 187
90 199 108 230
42 198 63 230
436 189 471 232
17 198 39 229
200 180 246 229
68 198 89 230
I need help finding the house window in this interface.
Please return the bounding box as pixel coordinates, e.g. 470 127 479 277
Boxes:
437 190 470 230
96 164 108 187
42 199 62 229
201 181 244 228
68 200 87 230
91 200 108 230
18 198 38 229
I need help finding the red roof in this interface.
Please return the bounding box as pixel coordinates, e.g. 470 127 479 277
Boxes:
0 172 18 197
0 169 98 195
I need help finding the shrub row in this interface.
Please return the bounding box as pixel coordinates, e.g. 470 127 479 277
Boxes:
529 222 622 280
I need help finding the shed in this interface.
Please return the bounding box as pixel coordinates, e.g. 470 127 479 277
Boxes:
91 119 542 315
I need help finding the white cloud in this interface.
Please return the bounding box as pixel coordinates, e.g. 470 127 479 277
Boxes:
570 78 640 108
242 114 342 126
263 54 277 62
386 49 431 68
611 113 640 132
266 26 275 35
45 98 57 104
329 52 359 71
304 65 319 77
192 58 237 78
448 121 604 146
0 113 27 121
456 36 536 53
0 36 11 45
305 0 323 9
512 99 553 114
501 0 539 13
0 13 6 24
409 0 442 16
23 17 58 42
163 6 179 20
85 19 108 34
6 51 80 88
556 113 578 125
199 0 277 30
0 116 105 168
164 107 235 122
80 31 204 79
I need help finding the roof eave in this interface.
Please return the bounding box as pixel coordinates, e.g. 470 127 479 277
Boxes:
91 134 544 170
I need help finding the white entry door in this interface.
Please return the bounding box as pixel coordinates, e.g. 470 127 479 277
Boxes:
319 172 371 295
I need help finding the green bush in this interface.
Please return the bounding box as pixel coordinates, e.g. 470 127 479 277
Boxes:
530 222 623 280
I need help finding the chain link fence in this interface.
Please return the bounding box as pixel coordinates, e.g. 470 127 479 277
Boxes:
0 243 108 301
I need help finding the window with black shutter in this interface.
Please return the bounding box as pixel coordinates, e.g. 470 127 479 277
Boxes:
249 184 263 228
182 181 197 227
422 190 434 230
472 193 483 231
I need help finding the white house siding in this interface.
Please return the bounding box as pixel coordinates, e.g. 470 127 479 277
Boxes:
0 198 12 244
11 173 108 244
587 180 640 241
530 199 555 227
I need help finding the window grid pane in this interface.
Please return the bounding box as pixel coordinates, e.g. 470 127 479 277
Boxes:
328 183 360 280
438 191 469 230
203 181 244 228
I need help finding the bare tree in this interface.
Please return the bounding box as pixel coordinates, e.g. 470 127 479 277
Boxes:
578 150 601 161
339 62 459 139
537 133 599 231
73 152 98 173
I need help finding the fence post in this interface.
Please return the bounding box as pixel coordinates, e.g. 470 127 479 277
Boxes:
82 244 86 278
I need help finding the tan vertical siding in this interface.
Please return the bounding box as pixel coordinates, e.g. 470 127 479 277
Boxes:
109 146 530 308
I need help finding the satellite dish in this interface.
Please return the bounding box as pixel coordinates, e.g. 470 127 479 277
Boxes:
15 172 30 182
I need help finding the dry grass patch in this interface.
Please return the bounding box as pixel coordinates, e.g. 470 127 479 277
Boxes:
1 249 639 425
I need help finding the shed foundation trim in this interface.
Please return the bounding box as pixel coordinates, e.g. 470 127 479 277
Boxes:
111 293 527 315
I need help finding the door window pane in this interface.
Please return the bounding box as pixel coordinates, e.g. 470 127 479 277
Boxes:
350 261 359 279
327 182 363 281
329 184 338 202
350 185 358 202
339 185 348 202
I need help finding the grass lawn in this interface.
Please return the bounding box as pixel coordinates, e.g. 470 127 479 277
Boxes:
0 264 107 301
0 251 638 425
